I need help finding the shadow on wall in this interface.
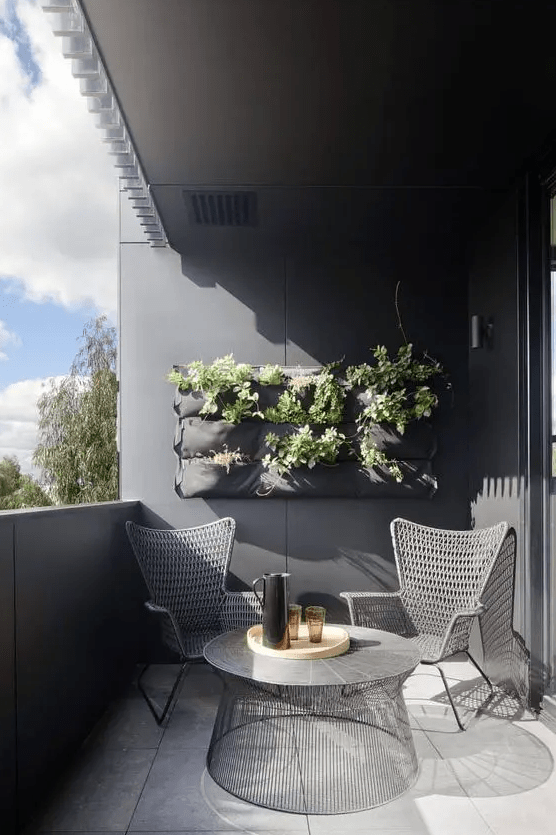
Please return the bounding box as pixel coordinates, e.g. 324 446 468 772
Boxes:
178 188 479 366
468 354 521 509
179 251 286 345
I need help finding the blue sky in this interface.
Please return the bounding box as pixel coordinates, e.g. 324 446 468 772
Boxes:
0 278 99 388
0 0 40 84
0 0 118 474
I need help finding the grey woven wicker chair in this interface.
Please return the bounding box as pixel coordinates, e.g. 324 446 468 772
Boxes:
340 518 511 730
126 517 261 724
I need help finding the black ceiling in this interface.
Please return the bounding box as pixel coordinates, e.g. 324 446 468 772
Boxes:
81 0 556 249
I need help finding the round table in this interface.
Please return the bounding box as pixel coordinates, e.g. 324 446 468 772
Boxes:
204 625 421 814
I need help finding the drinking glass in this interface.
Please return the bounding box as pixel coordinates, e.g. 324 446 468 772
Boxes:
305 605 326 642
288 603 302 640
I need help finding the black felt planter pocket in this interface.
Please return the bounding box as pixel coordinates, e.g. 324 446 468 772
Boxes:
176 460 265 498
177 418 264 459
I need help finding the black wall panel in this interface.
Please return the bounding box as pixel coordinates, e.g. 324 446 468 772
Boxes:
14 501 144 830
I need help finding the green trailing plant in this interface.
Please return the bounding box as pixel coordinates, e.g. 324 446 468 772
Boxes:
220 382 263 424
167 354 259 420
346 343 445 481
257 364 284 386
263 425 347 477
345 344 442 392
307 366 346 425
359 433 403 483
167 368 189 390
263 389 310 424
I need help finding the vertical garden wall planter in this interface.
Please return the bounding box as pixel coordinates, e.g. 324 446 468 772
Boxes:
169 353 443 499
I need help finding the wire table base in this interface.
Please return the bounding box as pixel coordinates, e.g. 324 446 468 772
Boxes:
205 628 420 814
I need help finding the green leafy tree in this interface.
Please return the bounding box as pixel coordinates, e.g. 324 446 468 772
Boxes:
33 316 118 505
0 455 52 509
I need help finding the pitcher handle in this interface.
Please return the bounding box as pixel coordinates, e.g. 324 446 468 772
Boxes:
252 576 264 608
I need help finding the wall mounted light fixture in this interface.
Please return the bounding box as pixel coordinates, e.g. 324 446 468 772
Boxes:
470 314 494 349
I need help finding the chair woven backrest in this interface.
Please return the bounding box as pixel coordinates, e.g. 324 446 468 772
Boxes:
390 518 509 638
126 517 236 634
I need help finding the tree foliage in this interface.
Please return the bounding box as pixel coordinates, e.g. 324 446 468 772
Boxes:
33 316 118 505
0 455 52 510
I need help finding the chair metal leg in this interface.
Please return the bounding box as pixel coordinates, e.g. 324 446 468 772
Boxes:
434 663 466 731
433 653 494 731
137 661 190 725
465 651 494 693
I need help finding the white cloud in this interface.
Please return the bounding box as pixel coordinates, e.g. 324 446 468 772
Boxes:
0 0 117 316
0 375 64 475
0 319 21 360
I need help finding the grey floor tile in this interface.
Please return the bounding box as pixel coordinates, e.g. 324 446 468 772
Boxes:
159 697 219 750
307 831 423 835
422 715 554 797
202 772 310 831
129 750 230 831
141 662 223 700
83 694 164 751
411 795 494 835
33 747 155 832
307 795 427 834
469 786 556 835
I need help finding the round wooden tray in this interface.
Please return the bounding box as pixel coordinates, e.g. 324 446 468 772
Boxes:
247 623 350 659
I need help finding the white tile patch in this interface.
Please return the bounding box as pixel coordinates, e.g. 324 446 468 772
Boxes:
414 795 494 835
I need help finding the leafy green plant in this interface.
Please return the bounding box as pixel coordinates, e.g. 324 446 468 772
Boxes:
307 367 346 425
257 364 284 386
167 368 189 390
167 354 259 419
345 344 442 391
359 432 403 482
361 389 410 434
263 425 347 477
346 343 445 481
263 390 310 424
220 382 263 424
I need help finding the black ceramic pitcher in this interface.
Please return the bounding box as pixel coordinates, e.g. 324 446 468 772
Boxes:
252 572 291 650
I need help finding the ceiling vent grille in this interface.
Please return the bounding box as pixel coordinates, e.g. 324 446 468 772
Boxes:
185 191 257 227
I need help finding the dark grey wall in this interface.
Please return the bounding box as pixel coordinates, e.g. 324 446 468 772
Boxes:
120 189 472 618
0 501 145 832
468 187 534 699
468 190 525 629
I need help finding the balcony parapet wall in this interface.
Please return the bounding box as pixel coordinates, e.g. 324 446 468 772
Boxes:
0 500 147 833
